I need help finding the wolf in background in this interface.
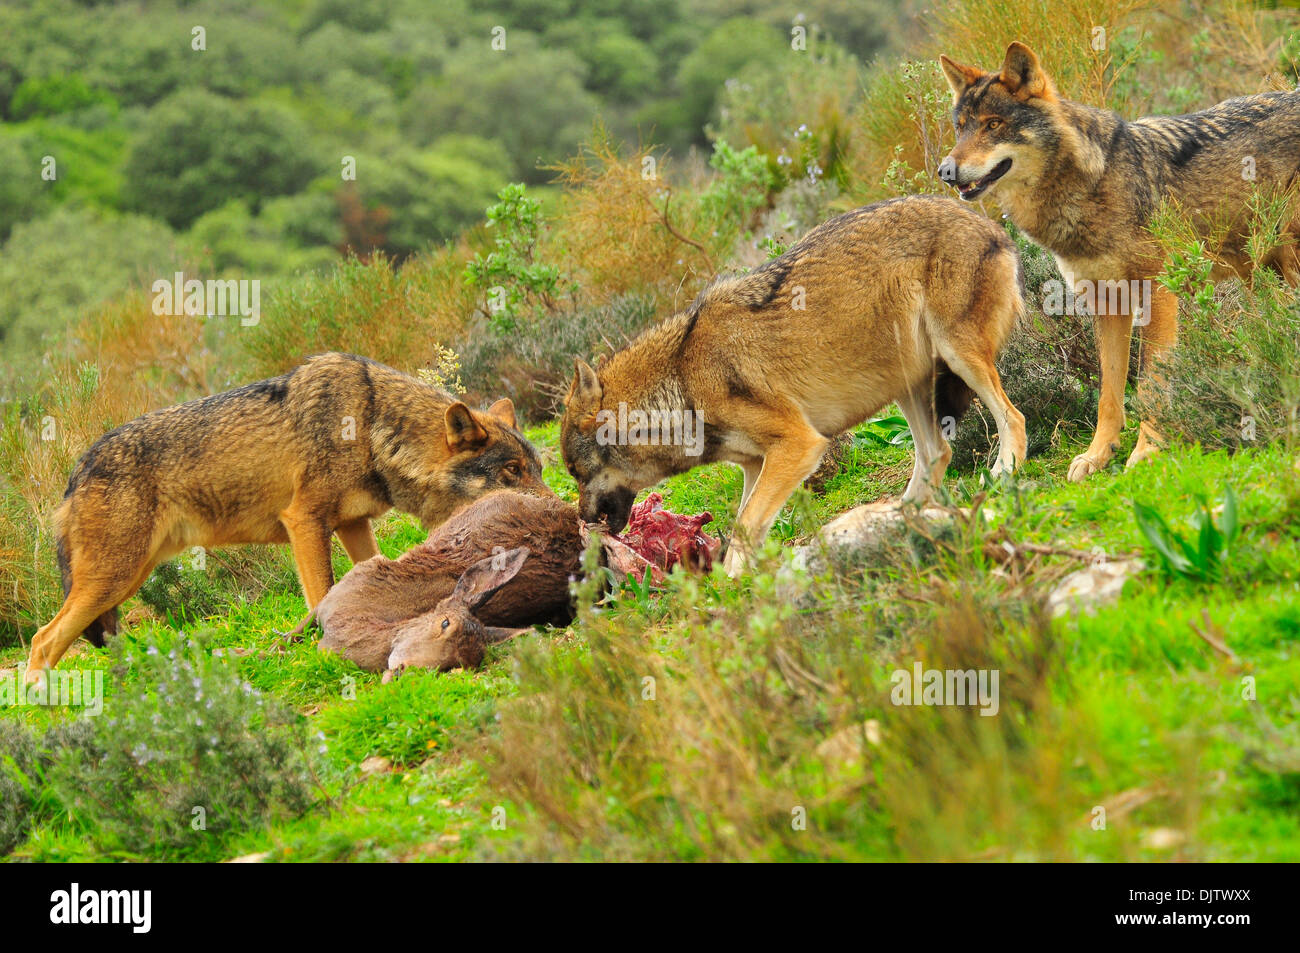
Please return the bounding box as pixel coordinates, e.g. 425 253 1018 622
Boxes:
940 41 1300 481
562 195 1028 574
25 352 545 681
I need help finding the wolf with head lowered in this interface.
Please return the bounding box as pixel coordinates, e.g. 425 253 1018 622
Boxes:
25 352 546 681
561 195 1028 574
939 41 1300 482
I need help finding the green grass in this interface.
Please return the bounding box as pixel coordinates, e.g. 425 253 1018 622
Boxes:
2 420 1297 862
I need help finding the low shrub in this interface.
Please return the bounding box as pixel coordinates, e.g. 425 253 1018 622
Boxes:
48 629 328 858
0 718 98 855
1135 224 1300 451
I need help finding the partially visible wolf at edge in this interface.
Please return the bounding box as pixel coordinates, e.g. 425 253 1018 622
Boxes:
940 40 1300 483
23 352 547 682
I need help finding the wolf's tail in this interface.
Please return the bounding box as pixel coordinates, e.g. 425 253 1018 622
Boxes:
54 498 117 648
934 360 975 430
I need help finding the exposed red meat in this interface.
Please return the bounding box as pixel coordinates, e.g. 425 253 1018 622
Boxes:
616 493 721 574
576 493 720 588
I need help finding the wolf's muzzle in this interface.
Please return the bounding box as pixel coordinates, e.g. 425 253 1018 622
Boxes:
955 157 1013 201
588 486 635 535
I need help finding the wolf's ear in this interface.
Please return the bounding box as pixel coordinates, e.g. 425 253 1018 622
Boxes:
486 397 517 430
939 54 981 98
999 41 1049 98
566 359 602 408
445 401 488 451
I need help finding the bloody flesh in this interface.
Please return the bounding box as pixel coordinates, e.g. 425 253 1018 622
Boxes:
614 492 721 574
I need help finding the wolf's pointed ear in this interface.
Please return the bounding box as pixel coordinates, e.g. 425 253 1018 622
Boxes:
566 359 602 408
486 397 517 430
939 54 981 98
445 401 488 451
999 41 1049 98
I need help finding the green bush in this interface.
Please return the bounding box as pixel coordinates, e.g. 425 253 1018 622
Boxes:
136 548 301 627
0 206 187 381
347 138 512 259
49 630 327 858
0 718 98 856
1134 483 1240 585
669 18 789 147
464 183 573 333
1136 221 1300 451
400 38 597 182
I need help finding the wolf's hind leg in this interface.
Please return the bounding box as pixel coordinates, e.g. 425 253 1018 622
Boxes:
736 459 762 514
26 557 155 684
896 388 949 502
1128 284 1179 469
937 349 1027 478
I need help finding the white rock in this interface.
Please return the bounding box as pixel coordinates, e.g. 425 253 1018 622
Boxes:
1047 558 1144 618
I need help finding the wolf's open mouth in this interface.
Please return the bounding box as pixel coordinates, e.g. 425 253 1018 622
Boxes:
956 158 1012 200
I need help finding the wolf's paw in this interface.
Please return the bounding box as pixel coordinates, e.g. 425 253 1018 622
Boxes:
989 455 1018 480
1067 453 1105 483
1125 442 1162 469
722 547 748 577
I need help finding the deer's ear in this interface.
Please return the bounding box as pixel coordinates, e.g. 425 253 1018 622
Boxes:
486 397 517 430
999 41 1050 98
445 402 487 452
483 625 530 645
939 54 982 99
450 546 529 611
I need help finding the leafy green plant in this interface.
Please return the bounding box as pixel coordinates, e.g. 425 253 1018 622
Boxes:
464 183 573 333
855 413 914 448
1134 484 1239 584
697 140 778 234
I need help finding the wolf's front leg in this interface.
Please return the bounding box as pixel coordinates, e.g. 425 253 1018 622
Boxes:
335 517 380 564
1068 313 1135 482
280 502 335 607
722 432 827 576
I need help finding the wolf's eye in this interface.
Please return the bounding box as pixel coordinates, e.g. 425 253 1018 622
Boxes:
441 618 450 630
985 118 1003 131
503 462 520 479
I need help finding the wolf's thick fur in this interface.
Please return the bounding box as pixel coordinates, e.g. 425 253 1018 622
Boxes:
940 42 1300 481
561 195 1028 574
26 352 546 680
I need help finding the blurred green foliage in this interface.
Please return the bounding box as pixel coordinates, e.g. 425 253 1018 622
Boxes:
0 0 908 374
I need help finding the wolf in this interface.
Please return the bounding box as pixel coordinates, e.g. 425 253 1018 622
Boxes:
561 195 1028 575
939 41 1300 481
25 352 546 681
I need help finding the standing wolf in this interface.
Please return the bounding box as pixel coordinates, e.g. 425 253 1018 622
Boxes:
939 41 1300 481
561 195 1028 574
26 352 546 681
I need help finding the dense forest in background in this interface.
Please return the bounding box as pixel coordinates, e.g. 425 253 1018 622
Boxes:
0 0 920 383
